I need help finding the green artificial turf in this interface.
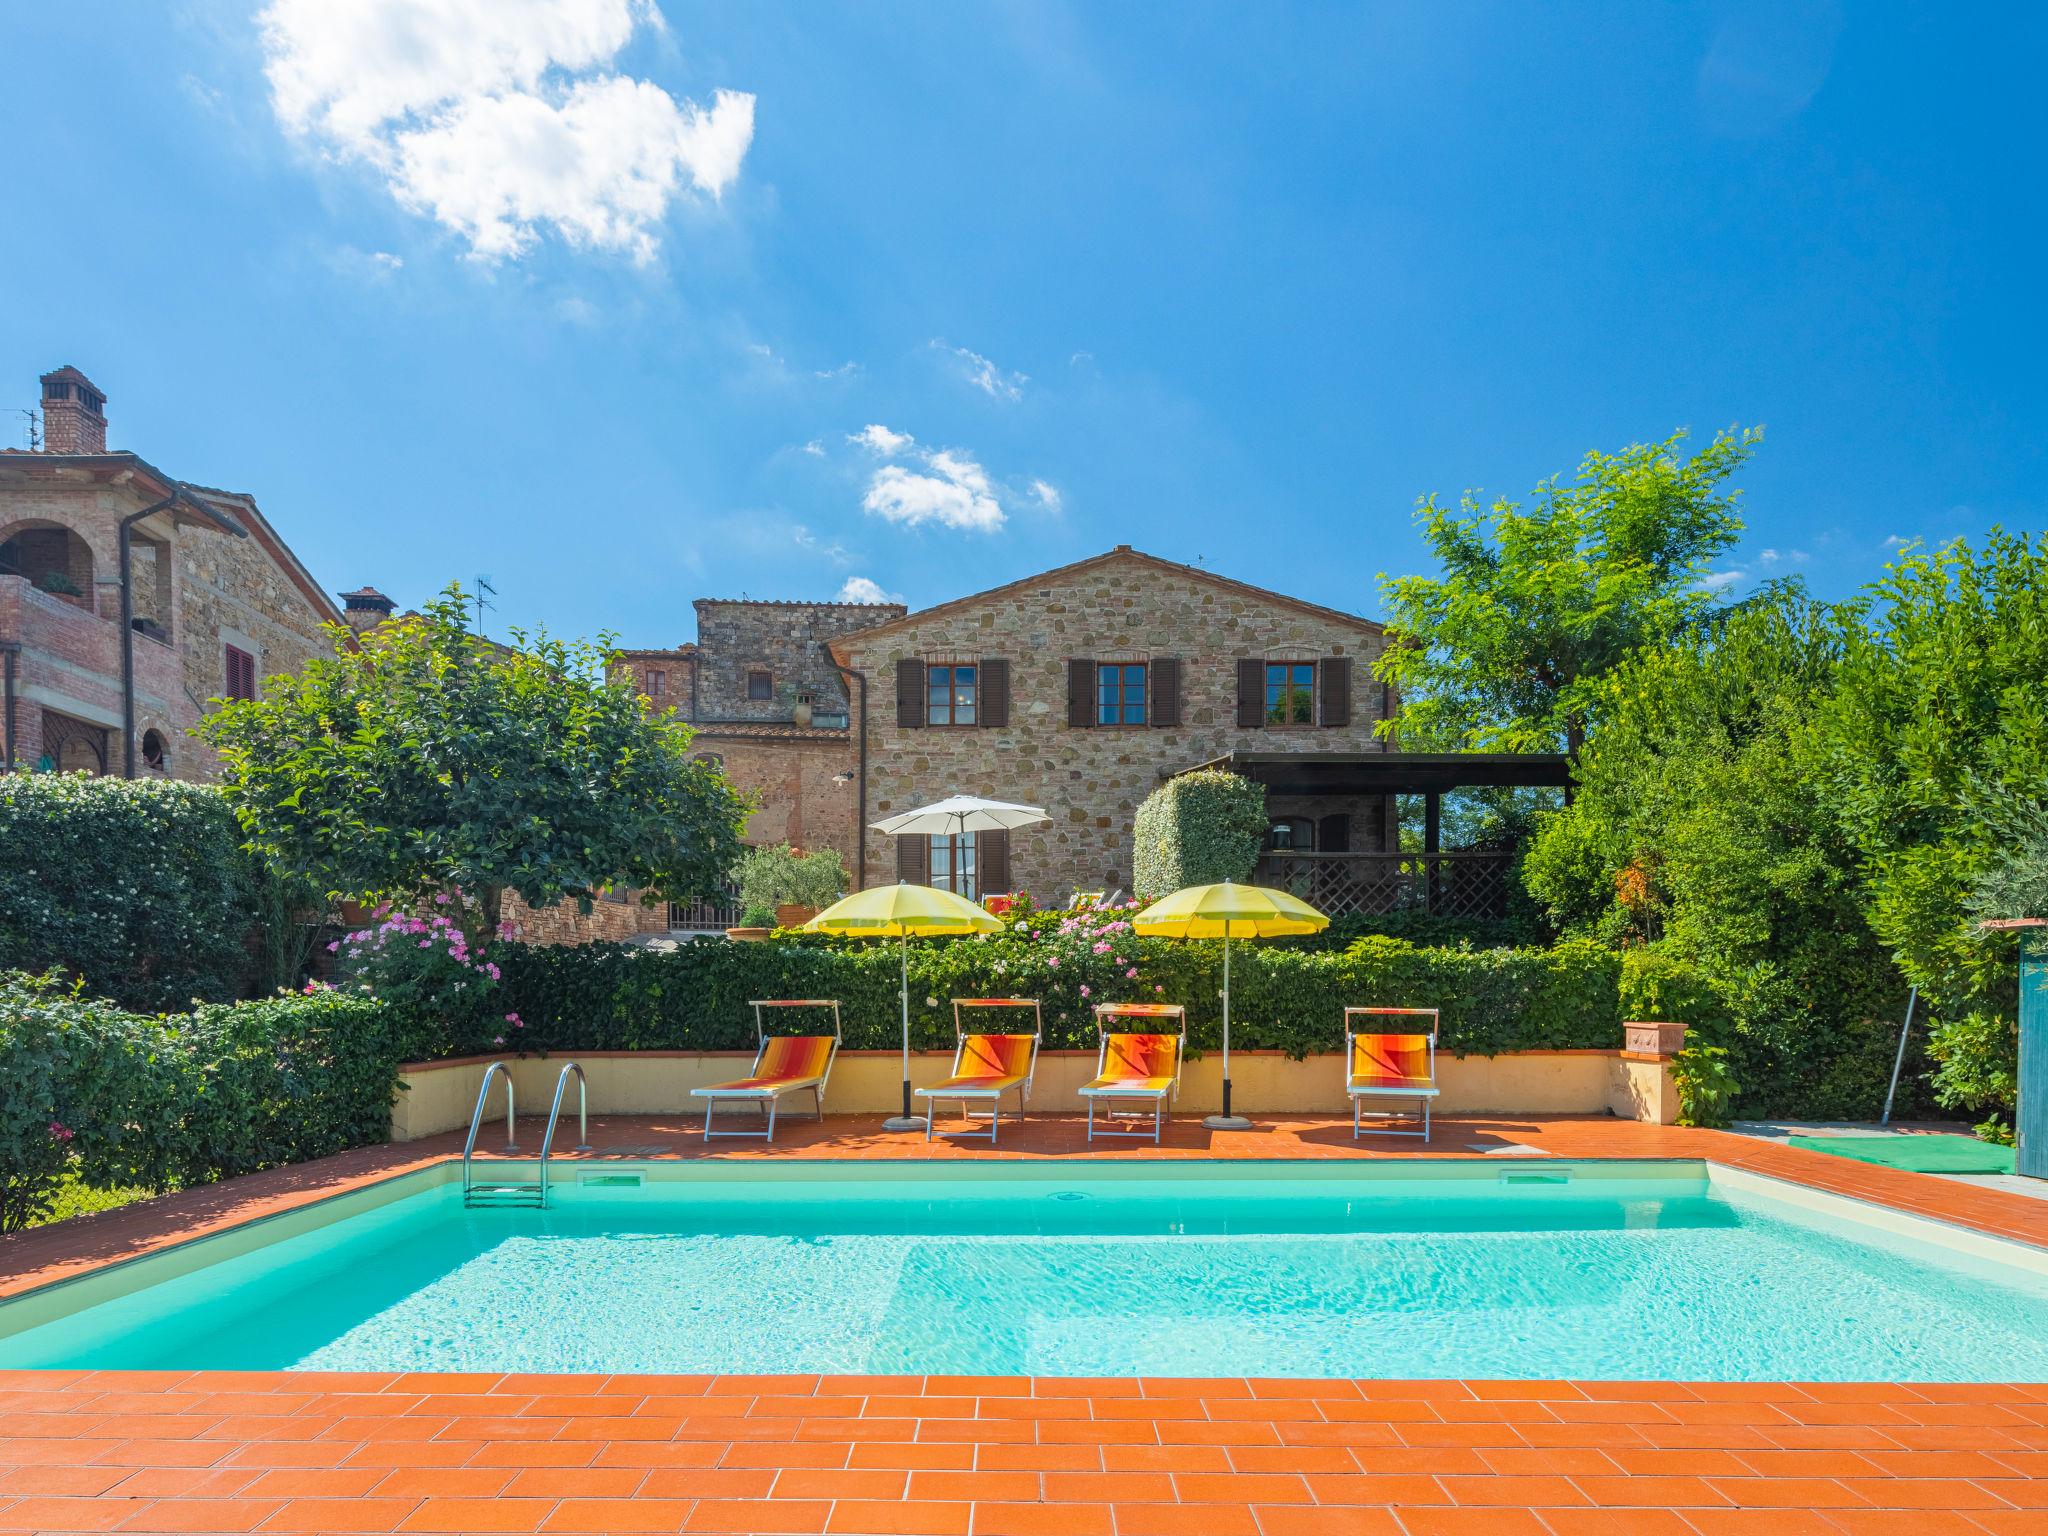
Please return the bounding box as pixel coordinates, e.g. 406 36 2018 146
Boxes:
1786 1133 2016 1174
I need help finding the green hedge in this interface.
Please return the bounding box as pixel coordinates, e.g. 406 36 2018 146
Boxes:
0 971 408 1232
1132 769 1267 899
434 925 1627 1063
0 775 255 1010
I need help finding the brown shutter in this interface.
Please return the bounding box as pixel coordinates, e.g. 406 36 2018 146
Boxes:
1235 659 1264 728
1149 658 1180 728
978 658 1009 729
1066 658 1096 728
1320 656 1351 727
1318 813 1352 853
896 833 928 884
895 658 926 729
978 828 1009 896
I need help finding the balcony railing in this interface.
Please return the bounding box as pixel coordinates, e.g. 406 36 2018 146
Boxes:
1255 851 1517 920
667 885 741 933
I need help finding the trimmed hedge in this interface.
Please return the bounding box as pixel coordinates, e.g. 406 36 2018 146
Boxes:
1132 769 1267 899
433 925 1627 1063
0 775 256 1010
0 971 409 1231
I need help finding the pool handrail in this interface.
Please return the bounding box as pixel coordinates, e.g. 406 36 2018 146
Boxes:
538 1060 591 1205
461 1061 517 1200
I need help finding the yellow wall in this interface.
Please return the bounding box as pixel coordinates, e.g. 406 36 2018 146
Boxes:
392 1047 1680 1141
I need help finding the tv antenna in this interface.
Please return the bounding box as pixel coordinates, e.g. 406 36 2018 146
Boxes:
472 574 497 634
16 409 39 450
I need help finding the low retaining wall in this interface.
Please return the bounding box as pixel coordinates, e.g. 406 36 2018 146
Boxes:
392 1047 1680 1140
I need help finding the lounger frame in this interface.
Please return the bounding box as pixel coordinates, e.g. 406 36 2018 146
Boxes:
1345 1006 1440 1141
916 998 1043 1143
1079 1001 1187 1145
693 999 842 1142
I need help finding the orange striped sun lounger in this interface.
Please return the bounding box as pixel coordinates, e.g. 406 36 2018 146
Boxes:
1345 1006 1440 1141
1077 1002 1187 1144
915 998 1043 1143
691 1000 842 1141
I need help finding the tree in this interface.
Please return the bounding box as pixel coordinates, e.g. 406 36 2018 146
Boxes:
1375 427 1760 755
195 588 749 938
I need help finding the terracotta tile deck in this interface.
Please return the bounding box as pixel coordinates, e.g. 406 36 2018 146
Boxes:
4 1116 2047 1533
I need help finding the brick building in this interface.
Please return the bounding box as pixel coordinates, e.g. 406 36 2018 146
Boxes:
0 367 345 779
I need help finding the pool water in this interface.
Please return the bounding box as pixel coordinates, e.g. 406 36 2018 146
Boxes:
5 1162 2047 1380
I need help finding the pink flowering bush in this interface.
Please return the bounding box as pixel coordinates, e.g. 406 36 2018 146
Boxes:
331 903 513 1018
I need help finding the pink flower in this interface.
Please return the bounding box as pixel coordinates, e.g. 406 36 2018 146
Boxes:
485 963 501 980
1079 984 1091 997
419 939 433 949
1047 956 1060 968
435 892 450 905
493 1035 506 1047
1126 967 1139 979
326 940 340 952
47 1120 73 1142
1092 941 1110 954
1155 985 1165 994
505 1012 521 1024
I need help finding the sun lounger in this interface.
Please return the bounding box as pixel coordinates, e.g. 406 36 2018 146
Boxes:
692 999 842 1141
1078 1002 1187 1144
916 998 1043 1143
1345 1006 1440 1140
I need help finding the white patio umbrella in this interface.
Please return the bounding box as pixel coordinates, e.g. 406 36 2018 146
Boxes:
870 794 1052 839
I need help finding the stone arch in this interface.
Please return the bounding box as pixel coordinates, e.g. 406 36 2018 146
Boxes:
0 519 95 606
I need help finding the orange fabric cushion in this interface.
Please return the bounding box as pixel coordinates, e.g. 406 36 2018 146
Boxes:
926 1033 1037 1093
708 1034 834 1092
1350 1032 1431 1089
1085 1032 1179 1092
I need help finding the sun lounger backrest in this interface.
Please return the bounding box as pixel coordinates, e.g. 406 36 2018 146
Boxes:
1351 1033 1431 1087
960 1032 1037 1078
1104 1032 1179 1081
755 1034 836 1082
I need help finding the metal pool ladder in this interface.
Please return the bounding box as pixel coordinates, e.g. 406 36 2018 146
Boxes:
462 1061 590 1209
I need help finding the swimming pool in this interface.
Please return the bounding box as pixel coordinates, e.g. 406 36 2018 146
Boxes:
5 1160 2046 1380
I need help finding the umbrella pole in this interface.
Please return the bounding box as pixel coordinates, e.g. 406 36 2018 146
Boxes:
1204 930 1251 1131
884 931 923 1131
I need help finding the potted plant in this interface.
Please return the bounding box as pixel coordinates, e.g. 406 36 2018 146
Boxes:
734 843 847 930
726 905 776 942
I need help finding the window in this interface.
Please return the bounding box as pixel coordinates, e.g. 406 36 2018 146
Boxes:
929 831 977 899
926 662 977 726
646 668 666 697
1096 662 1147 726
224 645 256 702
1265 661 1315 726
1268 817 1313 852
141 730 167 772
747 669 773 700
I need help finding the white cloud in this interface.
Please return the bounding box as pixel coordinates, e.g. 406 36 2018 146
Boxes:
790 524 851 564
326 245 405 281
1883 534 1915 550
850 423 914 455
799 438 826 457
1696 569 1744 594
862 451 1006 533
837 576 904 605
814 361 861 380
1030 478 1063 514
259 0 754 263
930 339 1026 401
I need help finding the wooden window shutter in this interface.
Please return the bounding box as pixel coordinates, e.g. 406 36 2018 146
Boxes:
1318 813 1352 853
1320 656 1351 727
979 828 1010 895
1235 659 1264 728
979 658 1010 729
1149 657 1181 728
1066 658 1096 728
895 658 926 729
896 833 928 884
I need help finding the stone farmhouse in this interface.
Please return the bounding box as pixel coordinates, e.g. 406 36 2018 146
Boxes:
0 367 345 780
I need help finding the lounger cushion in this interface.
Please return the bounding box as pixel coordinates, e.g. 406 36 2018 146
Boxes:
693 1034 835 1097
1080 1031 1179 1096
1348 1032 1434 1093
918 1032 1036 1096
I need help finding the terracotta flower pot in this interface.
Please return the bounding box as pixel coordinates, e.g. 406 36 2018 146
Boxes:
1624 1020 1687 1057
775 903 818 929
725 926 771 942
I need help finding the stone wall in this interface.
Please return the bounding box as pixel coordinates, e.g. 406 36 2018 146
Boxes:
693 727 858 858
834 552 1391 899
501 889 672 947
690 600 901 722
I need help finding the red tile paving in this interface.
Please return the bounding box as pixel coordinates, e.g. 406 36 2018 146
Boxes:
3 1115 2047 1532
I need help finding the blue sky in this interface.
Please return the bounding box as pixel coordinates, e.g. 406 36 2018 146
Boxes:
4 1 2043 645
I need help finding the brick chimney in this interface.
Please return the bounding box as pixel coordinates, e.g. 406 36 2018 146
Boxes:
338 586 397 634
39 366 107 454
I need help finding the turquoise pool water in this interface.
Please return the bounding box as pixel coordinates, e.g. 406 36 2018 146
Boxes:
5 1162 2047 1380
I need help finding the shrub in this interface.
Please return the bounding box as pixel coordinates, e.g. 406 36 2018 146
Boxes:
1671 1043 1738 1128
1132 770 1267 899
734 845 846 913
0 970 406 1231
0 775 256 1010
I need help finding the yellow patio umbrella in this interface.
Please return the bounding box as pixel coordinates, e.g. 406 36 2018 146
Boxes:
1133 881 1329 1129
806 883 1001 1131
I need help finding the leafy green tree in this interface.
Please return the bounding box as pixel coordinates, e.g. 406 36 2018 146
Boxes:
1523 586 1914 1116
1815 532 2048 1130
195 588 748 940
1375 427 1760 755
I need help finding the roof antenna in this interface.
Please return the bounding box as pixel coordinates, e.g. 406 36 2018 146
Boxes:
15 408 39 450
472 574 496 635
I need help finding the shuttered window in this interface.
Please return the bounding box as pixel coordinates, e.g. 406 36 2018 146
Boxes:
1265 661 1315 726
896 658 927 728
1095 662 1147 726
928 831 977 899
1066 658 1097 728
896 830 928 883
1149 657 1181 728
747 670 773 700
1320 656 1351 727
978 658 1010 729
224 645 256 702
927 663 977 725
978 827 1010 895
1235 659 1265 728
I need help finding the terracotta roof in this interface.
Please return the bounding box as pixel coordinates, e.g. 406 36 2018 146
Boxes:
688 721 850 742
615 644 698 659
826 545 1382 661
693 598 906 611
